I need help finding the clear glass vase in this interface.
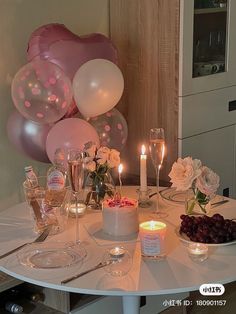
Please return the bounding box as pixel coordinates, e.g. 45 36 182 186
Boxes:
185 189 211 215
84 171 115 210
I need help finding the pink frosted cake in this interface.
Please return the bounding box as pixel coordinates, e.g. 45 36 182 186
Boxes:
102 197 138 236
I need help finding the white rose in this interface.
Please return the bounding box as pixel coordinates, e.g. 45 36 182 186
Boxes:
84 156 93 164
97 147 110 165
169 157 202 191
85 143 97 158
107 149 120 168
85 160 96 172
196 166 220 196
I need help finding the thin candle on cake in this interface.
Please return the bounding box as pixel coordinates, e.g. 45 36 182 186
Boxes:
118 163 123 196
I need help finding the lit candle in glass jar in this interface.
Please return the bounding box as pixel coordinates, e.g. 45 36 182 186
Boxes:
109 246 125 258
139 220 166 259
68 203 86 216
187 243 208 262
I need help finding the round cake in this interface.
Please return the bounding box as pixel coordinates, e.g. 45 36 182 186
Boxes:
102 197 139 237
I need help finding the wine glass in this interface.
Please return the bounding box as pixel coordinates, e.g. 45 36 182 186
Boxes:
149 128 167 217
67 149 86 257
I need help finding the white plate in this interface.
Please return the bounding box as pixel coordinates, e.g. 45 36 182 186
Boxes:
160 188 187 205
175 227 236 247
17 242 84 269
160 188 223 206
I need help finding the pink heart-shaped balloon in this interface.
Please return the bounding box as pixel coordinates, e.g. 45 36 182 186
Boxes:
27 23 118 80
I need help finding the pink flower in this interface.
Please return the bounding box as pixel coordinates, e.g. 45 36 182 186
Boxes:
97 146 110 165
85 160 96 172
196 166 220 196
169 157 202 191
107 149 120 168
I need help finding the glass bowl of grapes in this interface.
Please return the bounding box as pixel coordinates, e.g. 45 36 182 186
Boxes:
177 214 236 246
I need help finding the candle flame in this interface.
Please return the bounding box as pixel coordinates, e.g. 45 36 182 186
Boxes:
118 163 123 174
141 144 146 155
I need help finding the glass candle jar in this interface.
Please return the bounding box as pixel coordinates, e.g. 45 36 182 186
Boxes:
188 243 208 262
102 246 133 277
139 221 167 260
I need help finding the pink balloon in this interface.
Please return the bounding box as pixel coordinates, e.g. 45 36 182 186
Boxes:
27 23 118 80
89 108 128 151
46 118 100 162
7 110 52 163
11 60 73 124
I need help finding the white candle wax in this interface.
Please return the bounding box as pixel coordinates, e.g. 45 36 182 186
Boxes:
109 247 125 258
140 145 147 191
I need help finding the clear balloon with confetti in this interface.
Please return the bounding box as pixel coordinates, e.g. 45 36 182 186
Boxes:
88 108 128 151
11 60 73 124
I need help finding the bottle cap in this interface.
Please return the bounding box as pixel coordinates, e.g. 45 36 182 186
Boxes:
24 166 33 172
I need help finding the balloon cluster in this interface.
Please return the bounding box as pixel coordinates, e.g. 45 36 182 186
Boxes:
8 24 128 163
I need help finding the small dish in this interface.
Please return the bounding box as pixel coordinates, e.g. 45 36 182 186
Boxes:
17 242 83 269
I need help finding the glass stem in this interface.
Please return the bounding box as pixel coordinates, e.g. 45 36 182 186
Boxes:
74 193 79 244
156 166 160 213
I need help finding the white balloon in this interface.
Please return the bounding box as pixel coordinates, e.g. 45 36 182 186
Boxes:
73 59 124 118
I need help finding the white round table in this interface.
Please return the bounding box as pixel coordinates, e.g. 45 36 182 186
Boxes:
0 187 236 314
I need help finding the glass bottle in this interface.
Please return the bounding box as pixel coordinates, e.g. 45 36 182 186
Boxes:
24 166 38 188
5 302 23 313
46 149 67 207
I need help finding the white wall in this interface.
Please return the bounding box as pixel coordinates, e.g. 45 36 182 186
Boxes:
0 0 109 211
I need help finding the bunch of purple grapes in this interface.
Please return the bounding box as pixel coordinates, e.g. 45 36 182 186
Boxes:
180 214 236 244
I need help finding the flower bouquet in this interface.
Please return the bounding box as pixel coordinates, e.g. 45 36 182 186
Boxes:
168 157 220 214
83 142 120 209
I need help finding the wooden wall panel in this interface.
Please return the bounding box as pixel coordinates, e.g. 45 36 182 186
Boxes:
109 0 179 182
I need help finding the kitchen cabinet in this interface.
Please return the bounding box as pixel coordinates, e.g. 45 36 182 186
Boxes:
179 86 236 197
180 0 236 96
180 125 235 197
110 0 236 196
179 0 236 197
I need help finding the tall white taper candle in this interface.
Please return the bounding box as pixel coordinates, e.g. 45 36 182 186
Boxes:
140 145 147 191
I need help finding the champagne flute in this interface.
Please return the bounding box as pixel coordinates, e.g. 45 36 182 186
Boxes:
67 149 86 257
149 128 167 217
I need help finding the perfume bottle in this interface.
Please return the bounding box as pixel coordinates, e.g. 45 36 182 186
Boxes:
46 149 67 207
